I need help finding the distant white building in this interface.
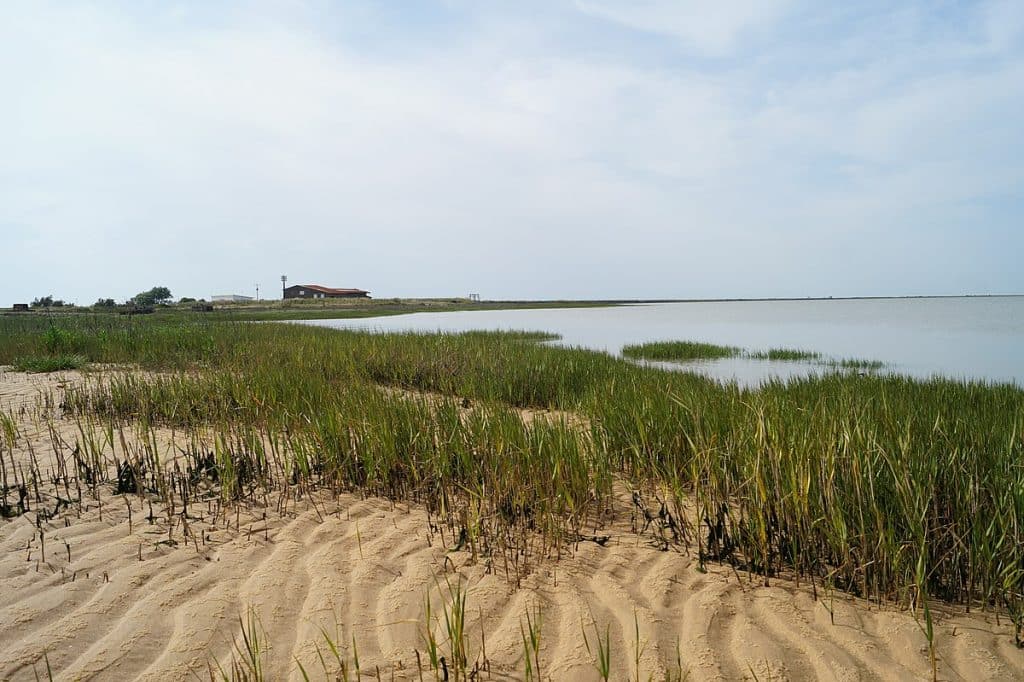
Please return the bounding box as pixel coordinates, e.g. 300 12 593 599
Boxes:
211 294 254 303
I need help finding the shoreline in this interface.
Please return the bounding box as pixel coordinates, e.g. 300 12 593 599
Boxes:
4 292 1023 318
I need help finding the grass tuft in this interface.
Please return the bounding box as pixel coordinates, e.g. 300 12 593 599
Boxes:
747 348 822 361
830 357 885 371
625 339 886 373
622 341 742 361
12 354 87 373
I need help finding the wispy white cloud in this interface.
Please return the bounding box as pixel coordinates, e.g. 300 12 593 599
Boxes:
574 0 795 55
0 1 1021 302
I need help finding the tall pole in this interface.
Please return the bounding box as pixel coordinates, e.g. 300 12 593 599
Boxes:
281 275 287 300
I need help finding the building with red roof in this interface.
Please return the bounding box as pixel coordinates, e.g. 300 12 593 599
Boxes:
283 284 370 299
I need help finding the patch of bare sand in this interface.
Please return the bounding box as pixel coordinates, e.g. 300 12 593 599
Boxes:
1 370 1021 681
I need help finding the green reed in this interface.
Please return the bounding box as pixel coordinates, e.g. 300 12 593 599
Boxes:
747 348 822 361
622 340 742 361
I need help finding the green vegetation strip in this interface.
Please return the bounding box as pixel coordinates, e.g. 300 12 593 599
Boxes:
12 354 87 373
624 340 884 371
2 315 1023 638
747 348 821 361
621 341 742 361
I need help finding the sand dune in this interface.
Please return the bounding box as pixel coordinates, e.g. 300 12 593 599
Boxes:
1 369 1021 681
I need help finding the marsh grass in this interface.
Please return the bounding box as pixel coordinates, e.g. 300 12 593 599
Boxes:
3 315 1024 673
12 354 87 373
747 348 822 361
622 341 741 361
830 357 885 371
582 619 612 681
626 340 885 372
438 576 469 680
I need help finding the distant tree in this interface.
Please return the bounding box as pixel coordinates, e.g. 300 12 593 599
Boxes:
178 296 196 304
132 286 173 307
51 300 66 307
150 286 172 304
94 298 117 308
31 295 54 308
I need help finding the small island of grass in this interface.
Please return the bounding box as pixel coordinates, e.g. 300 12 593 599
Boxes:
621 340 742 361
624 339 886 373
830 357 885 371
747 348 822 361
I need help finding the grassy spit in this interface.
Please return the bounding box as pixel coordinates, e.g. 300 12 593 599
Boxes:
2 315 1024 652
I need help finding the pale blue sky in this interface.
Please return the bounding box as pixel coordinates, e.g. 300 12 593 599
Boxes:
2 1 1022 303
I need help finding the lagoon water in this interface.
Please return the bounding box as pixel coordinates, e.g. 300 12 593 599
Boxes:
300 296 1024 387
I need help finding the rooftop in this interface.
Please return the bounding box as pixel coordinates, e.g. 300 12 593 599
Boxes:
300 284 369 295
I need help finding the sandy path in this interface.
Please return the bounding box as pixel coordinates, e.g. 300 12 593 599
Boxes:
1 369 1021 681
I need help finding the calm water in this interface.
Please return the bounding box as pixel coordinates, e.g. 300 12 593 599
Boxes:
299 297 1024 387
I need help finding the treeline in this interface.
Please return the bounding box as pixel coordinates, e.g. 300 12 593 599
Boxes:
26 286 196 310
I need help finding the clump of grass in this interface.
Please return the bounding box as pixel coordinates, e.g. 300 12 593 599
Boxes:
520 603 543 681
440 577 469 680
42 325 85 354
12 354 87 373
626 338 885 373
208 609 267 682
420 577 475 681
830 357 885 371
622 341 741 362
747 348 822 361
459 330 561 343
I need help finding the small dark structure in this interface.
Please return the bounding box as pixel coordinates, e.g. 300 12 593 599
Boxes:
11 303 29 312
283 284 370 300
191 303 215 312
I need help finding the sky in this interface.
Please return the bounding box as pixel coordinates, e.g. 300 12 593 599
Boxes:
2 0 1023 303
